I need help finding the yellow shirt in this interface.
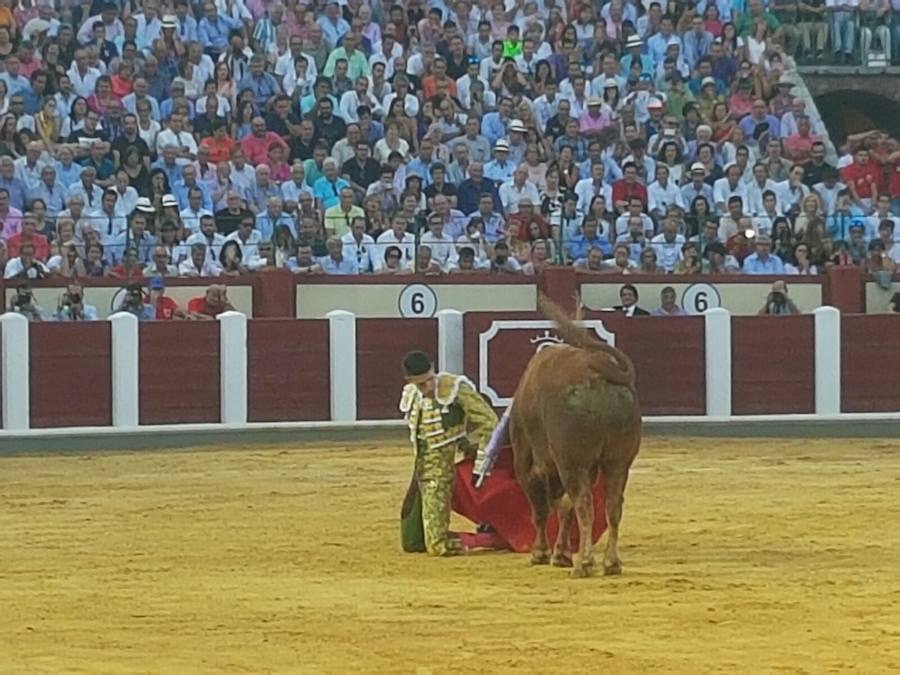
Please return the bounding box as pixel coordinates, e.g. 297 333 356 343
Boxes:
323 205 365 238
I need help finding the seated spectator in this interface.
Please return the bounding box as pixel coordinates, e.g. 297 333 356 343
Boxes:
612 284 650 316
147 277 187 320
188 284 235 320
742 234 786 274
651 286 687 316
318 236 359 275
601 244 639 273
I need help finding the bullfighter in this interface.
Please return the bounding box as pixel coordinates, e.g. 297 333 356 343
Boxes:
399 351 498 556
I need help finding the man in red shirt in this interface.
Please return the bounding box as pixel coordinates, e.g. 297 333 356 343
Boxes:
187 284 234 320
6 212 50 261
840 147 880 212
240 116 288 166
147 277 186 320
612 162 648 214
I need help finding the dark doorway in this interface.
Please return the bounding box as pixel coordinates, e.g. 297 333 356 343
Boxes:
815 91 900 145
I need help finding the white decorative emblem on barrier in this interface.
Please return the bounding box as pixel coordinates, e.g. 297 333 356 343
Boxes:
478 320 616 406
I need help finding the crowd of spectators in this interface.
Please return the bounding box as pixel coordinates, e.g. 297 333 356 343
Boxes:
0 0 898 295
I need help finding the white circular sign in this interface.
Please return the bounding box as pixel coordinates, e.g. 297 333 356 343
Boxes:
398 284 438 318
681 283 721 315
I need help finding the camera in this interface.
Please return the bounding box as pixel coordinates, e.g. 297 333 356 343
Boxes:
771 291 786 305
14 288 33 309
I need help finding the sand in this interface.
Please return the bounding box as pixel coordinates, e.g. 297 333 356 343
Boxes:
1 437 899 674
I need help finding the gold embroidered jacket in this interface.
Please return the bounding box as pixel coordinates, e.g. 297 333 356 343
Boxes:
399 373 499 465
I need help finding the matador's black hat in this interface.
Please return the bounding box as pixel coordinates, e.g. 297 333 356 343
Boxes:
402 351 433 377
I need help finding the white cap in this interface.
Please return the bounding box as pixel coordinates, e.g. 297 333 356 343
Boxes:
509 119 526 133
162 194 178 207
495 139 510 151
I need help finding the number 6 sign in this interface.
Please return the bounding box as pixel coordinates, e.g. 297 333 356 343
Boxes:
398 284 438 317
681 283 721 315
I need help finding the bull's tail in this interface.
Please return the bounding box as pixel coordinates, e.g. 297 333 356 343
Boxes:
538 294 636 389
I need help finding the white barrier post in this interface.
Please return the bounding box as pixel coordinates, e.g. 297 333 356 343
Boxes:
1 312 29 431
327 310 357 422
109 312 139 427
814 306 841 415
437 309 463 374
704 308 732 418
218 311 248 425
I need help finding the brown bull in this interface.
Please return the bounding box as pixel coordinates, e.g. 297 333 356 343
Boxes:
509 298 641 577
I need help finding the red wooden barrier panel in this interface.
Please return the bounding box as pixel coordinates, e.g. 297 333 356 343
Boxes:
139 322 220 424
29 322 112 428
602 314 706 416
463 312 706 416
842 315 900 412
247 319 330 422
731 316 815 415
357 318 438 419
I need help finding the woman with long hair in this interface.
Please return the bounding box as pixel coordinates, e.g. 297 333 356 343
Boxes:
363 194 386 238
524 143 548 191
219 240 248 276
721 22 739 57
82 242 111 277
793 192 823 237
703 3 723 37
233 99 256 140
556 145 580 191
121 145 150 196
61 96 89 138
34 97 60 148
0 26 13 59
0 79 8 116
504 221 532 265
686 195 713 237
214 61 235 106
0 112 18 156
385 97 417 149
785 242 819 275
273 223 296 268
148 168 171 213
41 42 66 91
771 216 797 261
710 101 736 144
539 165 567 217
657 141 684 185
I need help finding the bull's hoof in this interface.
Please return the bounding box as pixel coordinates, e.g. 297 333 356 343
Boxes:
530 550 551 565
603 561 622 576
570 563 595 579
551 553 573 568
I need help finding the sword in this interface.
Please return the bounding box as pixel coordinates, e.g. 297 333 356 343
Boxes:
474 404 512 488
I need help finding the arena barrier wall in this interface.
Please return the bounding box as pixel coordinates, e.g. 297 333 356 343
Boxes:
0 266 893 320
2 307 899 438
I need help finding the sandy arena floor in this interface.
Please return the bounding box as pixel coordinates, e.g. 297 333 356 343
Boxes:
1 437 899 673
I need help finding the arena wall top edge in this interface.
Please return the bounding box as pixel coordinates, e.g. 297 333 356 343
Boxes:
3 266 895 318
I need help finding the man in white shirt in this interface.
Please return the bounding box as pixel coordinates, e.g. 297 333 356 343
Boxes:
420 212 459 272
340 76 384 122
744 162 779 215
574 161 613 214
647 165 685 220
67 49 101 97
224 217 265 270
275 35 318 86
341 216 376 273
774 164 810 215
374 213 415 271
499 165 540 215
178 242 223 277
185 214 227 264
650 216 686 272
156 114 198 159
713 163 750 215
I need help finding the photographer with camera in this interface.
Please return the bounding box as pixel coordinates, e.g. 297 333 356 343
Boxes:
55 283 98 322
117 282 156 321
8 282 44 321
758 280 801 316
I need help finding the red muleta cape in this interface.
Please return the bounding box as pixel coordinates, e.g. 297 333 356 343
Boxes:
452 446 608 553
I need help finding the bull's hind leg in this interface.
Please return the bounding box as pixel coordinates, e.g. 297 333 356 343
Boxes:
551 495 574 568
524 474 552 565
601 462 631 575
558 468 595 578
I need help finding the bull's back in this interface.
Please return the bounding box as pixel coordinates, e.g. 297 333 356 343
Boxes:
512 345 641 457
